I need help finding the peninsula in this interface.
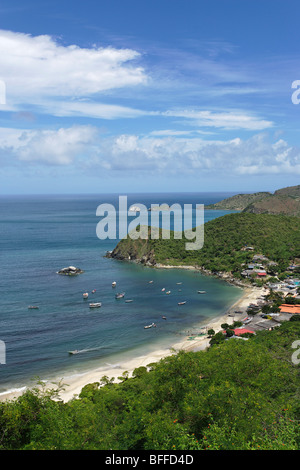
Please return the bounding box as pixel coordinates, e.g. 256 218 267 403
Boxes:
205 184 300 217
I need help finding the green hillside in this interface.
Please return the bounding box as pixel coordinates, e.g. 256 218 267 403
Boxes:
205 185 300 216
109 212 300 276
0 320 299 450
205 191 271 210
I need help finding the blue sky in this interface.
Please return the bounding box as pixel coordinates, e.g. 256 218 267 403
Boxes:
0 0 299 194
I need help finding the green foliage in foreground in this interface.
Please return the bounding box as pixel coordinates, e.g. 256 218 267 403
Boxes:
114 213 300 275
0 321 299 450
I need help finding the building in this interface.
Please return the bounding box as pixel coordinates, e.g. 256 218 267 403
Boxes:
279 304 300 314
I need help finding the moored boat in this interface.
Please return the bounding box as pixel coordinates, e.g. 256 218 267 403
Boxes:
144 322 156 329
115 292 125 299
112 281 117 287
28 305 39 309
83 292 89 299
178 301 186 305
89 302 102 308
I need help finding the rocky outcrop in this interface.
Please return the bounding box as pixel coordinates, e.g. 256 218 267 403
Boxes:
57 266 84 275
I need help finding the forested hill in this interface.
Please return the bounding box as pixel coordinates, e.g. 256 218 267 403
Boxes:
205 191 271 210
108 212 300 275
205 185 300 216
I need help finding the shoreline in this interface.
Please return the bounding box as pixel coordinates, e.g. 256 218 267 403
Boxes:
0 280 265 404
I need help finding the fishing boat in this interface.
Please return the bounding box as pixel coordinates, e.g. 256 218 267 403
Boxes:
83 292 89 299
28 305 39 309
112 281 116 287
89 302 102 308
144 323 156 329
115 292 125 299
178 301 186 305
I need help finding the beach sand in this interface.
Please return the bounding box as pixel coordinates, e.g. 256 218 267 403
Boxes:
0 284 267 403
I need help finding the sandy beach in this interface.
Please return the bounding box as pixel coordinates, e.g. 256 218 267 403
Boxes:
0 284 266 403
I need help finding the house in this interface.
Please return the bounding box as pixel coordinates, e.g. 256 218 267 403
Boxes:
279 304 300 314
223 327 255 336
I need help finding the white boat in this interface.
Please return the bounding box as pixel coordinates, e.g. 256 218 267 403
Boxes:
125 299 133 303
166 291 171 294
89 302 102 308
91 289 96 294
112 281 116 287
68 350 79 355
161 288 165 292
178 301 186 305
144 323 156 329
115 292 125 299
83 292 89 299
197 291 206 294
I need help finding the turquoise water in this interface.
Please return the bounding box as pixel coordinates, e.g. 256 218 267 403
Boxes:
0 193 242 394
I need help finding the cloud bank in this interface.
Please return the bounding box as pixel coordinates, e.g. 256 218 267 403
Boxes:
1 126 299 176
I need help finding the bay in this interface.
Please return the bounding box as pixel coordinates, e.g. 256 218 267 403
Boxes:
0 192 242 394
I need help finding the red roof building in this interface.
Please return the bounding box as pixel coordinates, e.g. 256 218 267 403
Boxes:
222 328 255 336
279 304 300 314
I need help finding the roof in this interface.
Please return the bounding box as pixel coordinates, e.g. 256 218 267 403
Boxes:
223 328 255 336
234 328 255 336
279 304 300 314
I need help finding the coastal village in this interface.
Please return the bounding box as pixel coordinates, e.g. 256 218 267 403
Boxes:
207 248 300 341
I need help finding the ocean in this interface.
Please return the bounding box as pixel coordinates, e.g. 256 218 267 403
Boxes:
0 192 242 395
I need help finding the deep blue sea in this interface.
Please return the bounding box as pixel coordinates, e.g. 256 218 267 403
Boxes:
0 192 242 395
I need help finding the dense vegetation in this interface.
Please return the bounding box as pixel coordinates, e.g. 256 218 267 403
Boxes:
0 320 299 450
110 213 300 275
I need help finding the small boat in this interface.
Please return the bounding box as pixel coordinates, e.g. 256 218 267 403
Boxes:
197 290 206 294
176 282 182 285
144 323 156 329
91 289 96 294
178 301 186 305
89 302 102 308
149 280 153 284
166 291 171 295
68 350 79 355
28 305 39 309
112 281 117 287
115 292 125 299
162 316 167 320
125 299 133 303
161 288 165 292
83 292 89 299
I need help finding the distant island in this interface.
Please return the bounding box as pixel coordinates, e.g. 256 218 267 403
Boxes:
205 184 300 217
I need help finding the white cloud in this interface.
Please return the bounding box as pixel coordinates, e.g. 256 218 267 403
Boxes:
91 132 300 175
0 125 97 165
0 29 147 112
163 109 273 130
1 126 299 176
